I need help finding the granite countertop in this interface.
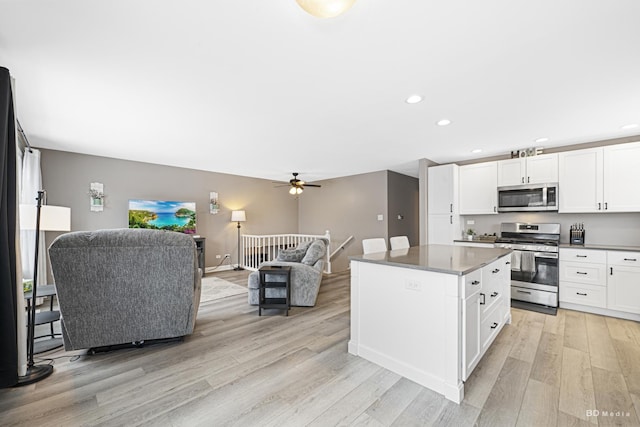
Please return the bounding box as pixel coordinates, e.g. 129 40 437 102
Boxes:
350 244 512 276
559 243 640 252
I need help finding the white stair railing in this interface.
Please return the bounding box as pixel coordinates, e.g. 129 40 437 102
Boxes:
241 230 332 274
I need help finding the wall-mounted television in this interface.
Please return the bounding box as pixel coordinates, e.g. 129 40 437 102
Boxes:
128 199 196 234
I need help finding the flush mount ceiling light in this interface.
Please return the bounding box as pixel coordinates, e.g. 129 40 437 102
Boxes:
436 119 451 126
621 123 639 130
296 0 357 18
405 94 423 104
535 137 550 143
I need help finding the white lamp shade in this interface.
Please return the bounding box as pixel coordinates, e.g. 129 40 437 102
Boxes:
231 210 246 222
296 0 356 18
20 204 71 231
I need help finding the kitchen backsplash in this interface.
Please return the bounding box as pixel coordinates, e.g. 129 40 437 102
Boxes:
463 212 640 246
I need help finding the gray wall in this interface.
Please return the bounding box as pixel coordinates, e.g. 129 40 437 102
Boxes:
40 149 298 271
463 212 640 246
387 171 419 247
298 170 388 272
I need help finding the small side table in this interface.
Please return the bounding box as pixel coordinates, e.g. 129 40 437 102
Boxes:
258 265 291 316
24 284 63 353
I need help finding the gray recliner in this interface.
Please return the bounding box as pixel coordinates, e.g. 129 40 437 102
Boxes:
248 239 327 307
48 228 201 351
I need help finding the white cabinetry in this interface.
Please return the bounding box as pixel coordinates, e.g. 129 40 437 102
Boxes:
497 153 558 186
461 269 482 380
559 248 606 308
459 162 497 215
607 251 640 314
560 248 640 319
463 255 510 379
428 164 461 244
559 141 640 213
603 142 640 212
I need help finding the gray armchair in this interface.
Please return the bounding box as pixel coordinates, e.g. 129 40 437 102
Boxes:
48 228 201 351
248 239 327 307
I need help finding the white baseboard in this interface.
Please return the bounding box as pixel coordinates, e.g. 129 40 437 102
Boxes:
204 265 234 273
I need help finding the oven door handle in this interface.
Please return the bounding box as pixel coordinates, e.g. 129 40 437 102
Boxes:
533 252 558 259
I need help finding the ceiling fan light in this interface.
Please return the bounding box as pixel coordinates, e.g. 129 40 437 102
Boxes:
296 187 303 194
289 187 297 195
296 0 357 18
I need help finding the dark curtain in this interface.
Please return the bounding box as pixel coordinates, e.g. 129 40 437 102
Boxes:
0 66 18 387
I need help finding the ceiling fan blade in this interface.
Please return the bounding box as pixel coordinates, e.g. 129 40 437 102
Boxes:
303 184 322 188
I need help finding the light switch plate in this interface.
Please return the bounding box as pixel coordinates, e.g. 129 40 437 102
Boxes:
377 214 384 221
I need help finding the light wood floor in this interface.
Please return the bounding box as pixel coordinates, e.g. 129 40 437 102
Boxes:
2 270 640 426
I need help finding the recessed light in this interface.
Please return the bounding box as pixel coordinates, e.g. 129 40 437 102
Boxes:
471 149 483 154
621 123 639 130
535 137 549 143
406 95 423 104
437 119 451 126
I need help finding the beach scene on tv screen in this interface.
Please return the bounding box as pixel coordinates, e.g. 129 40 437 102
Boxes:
128 200 196 234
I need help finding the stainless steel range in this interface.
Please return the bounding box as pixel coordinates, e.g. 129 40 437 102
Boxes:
495 222 560 315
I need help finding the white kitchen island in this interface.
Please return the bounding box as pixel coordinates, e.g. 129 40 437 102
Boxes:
349 244 512 403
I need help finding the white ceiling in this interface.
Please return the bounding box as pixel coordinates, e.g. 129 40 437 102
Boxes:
2 0 639 182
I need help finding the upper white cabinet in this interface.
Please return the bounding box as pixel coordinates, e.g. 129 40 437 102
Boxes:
459 162 498 215
428 164 461 244
428 164 458 215
603 142 640 212
497 153 558 187
559 148 603 213
559 141 640 213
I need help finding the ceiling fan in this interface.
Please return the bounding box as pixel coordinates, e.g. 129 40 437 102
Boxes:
274 173 321 195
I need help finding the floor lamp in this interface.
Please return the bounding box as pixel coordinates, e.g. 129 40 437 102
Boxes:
231 210 246 271
17 190 71 386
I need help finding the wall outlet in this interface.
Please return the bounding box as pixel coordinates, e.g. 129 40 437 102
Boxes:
467 220 475 225
405 280 422 291
215 254 221 259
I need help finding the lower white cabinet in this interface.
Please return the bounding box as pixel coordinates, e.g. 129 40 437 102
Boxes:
461 255 510 381
560 248 640 318
462 291 481 380
608 252 640 314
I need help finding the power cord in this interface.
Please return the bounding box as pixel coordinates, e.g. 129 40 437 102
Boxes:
206 254 231 272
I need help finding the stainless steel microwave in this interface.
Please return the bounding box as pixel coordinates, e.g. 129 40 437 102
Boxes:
497 183 558 212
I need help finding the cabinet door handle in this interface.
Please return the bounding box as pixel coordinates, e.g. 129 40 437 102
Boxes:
605 202 608 210
450 203 453 213
516 290 531 294
521 177 524 184
527 176 530 183
624 258 637 262
494 206 497 212
490 322 499 329
490 292 499 297
576 272 587 275
505 261 511 265
576 255 587 258
492 268 500 274
610 267 613 275
576 292 587 296
598 202 601 210
480 293 486 305
471 280 480 286
450 215 453 224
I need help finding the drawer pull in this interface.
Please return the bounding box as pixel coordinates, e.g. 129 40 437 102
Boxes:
471 280 480 286
480 293 486 305
576 292 588 296
624 258 637 262
576 272 588 275
516 290 532 294
576 255 587 258
492 268 500 274
490 292 499 297
490 322 499 329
